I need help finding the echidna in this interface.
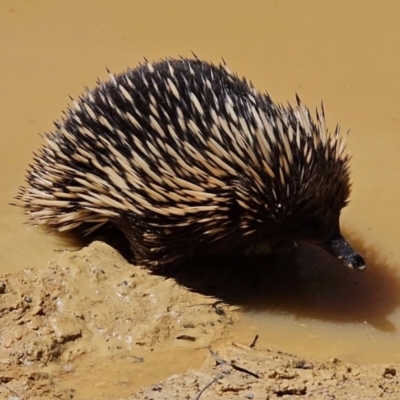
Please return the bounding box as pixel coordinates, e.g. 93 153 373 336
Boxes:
15 57 366 271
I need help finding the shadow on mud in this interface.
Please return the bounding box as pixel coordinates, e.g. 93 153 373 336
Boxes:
95 226 400 332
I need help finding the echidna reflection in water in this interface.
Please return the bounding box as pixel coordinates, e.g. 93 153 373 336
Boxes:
15 57 366 271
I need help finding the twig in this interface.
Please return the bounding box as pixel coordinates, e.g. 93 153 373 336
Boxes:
208 346 226 365
188 300 224 309
194 374 223 400
208 346 260 379
229 362 260 379
187 301 232 318
1 383 20 397
73 314 93 334
212 302 226 316
249 334 259 348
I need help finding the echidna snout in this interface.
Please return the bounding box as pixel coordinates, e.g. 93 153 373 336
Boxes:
290 212 366 270
323 232 366 271
272 213 366 271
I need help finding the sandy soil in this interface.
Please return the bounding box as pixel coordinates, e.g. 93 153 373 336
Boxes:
0 241 399 400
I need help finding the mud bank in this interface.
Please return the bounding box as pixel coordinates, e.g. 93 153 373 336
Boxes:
0 242 399 400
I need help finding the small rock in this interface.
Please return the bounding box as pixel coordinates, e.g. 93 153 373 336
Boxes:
383 367 396 378
0 283 6 294
31 305 44 316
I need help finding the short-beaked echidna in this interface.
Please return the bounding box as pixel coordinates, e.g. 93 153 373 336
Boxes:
15 57 366 271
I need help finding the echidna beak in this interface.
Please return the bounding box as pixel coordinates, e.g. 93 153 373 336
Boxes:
325 232 366 271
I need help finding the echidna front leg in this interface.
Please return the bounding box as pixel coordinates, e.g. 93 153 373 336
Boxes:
115 220 190 270
244 240 296 257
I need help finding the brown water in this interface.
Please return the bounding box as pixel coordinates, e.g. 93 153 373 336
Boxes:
1 0 400 369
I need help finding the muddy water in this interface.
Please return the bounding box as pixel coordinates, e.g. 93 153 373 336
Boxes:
1 0 400 373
